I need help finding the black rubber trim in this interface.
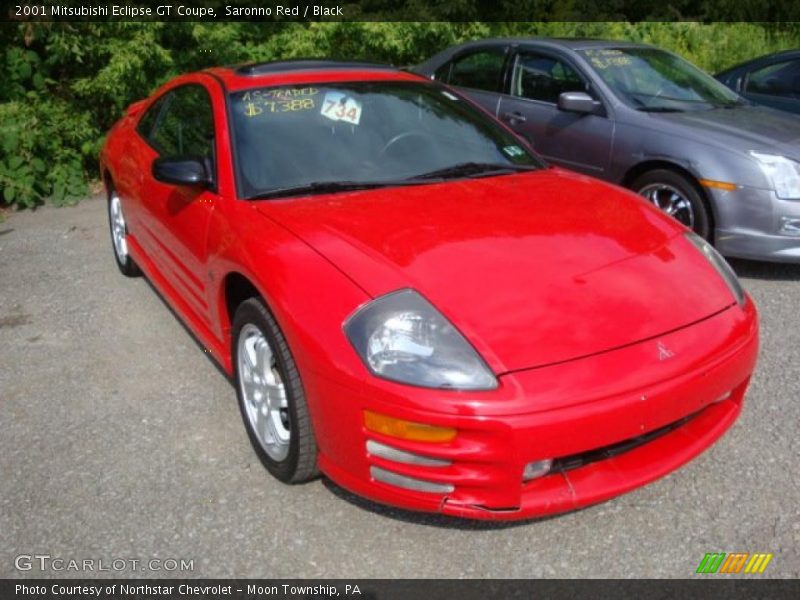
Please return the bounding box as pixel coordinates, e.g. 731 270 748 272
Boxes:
202 70 244 199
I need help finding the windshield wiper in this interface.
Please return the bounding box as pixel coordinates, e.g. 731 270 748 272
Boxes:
635 106 685 113
246 164 539 199
709 101 745 109
245 180 426 200
411 162 538 181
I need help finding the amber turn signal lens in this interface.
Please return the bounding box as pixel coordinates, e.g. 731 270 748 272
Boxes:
699 179 738 192
364 410 456 443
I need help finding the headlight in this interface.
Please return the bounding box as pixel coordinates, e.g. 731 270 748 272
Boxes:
685 233 745 306
344 289 497 390
750 152 800 199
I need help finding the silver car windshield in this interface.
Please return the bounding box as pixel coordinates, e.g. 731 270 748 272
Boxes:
580 47 743 112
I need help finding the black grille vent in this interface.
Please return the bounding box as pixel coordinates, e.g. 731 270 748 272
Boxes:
550 412 698 473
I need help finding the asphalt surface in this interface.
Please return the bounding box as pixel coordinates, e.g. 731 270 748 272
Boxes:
1 196 798 579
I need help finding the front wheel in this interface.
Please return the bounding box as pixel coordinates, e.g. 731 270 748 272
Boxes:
232 297 319 483
631 169 711 240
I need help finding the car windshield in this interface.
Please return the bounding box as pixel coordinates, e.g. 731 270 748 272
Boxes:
579 47 743 112
229 81 542 199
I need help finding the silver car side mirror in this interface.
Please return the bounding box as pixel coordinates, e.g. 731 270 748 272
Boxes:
558 92 602 115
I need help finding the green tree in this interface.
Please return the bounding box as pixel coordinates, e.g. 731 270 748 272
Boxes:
1 21 798 210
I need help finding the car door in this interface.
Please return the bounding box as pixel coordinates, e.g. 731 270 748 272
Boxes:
135 83 220 327
741 58 800 114
497 48 615 178
433 44 510 116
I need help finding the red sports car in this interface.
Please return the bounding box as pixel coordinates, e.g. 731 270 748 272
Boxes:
99 59 758 520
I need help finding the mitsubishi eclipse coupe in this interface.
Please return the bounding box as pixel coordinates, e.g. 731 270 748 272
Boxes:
100 60 759 520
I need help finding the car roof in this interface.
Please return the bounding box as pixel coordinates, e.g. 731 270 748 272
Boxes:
203 59 424 91
449 37 655 52
717 49 800 76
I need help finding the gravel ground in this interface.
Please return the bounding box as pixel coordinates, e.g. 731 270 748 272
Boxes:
1 197 798 579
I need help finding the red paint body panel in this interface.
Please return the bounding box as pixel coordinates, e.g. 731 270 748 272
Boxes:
99 65 759 520
259 169 736 373
317 299 757 518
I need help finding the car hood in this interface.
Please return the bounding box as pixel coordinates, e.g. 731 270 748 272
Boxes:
257 169 736 373
651 105 800 157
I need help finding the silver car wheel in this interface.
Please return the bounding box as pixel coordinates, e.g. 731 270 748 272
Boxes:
237 323 291 462
638 183 695 229
109 192 129 262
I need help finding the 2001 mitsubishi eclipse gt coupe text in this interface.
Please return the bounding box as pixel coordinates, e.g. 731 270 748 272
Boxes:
99 60 758 520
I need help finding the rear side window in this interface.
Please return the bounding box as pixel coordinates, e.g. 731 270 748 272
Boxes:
511 52 586 103
746 60 800 98
147 85 215 160
445 48 506 92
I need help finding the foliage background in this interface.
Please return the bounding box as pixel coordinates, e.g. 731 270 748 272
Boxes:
1 20 799 209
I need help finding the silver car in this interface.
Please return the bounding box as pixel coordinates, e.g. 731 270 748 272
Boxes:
416 38 800 263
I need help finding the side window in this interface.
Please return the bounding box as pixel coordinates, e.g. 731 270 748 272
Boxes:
511 52 586 103
433 62 452 83
446 48 506 92
746 60 800 97
136 95 167 140
148 85 215 162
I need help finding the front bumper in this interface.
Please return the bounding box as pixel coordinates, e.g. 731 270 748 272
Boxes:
309 300 758 521
712 186 800 262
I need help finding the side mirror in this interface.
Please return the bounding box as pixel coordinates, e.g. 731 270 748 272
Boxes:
152 157 211 187
557 92 602 115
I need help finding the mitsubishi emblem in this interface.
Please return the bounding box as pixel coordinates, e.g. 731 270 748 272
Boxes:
657 341 675 361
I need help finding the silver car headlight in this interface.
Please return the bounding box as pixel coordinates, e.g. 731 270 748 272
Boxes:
750 152 800 200
685 233 745 306
344 289 497 390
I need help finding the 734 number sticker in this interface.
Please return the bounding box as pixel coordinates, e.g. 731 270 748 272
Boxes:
320 92 362 125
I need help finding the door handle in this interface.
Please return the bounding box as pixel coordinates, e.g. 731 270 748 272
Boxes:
503 111 527 123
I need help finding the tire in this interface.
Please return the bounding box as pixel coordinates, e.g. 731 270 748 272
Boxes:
232 297 319 483
630 169 712 240
107 187 141 277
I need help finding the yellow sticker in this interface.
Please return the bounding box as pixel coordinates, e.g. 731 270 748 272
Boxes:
590 55 632 70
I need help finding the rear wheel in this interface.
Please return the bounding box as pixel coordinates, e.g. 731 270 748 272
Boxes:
631 169 711 240
232 297 319 483
107 188 140 277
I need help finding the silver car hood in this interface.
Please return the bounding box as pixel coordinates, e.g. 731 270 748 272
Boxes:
646 105 800 158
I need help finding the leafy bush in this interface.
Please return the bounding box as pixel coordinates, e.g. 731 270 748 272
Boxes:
1 21 798 210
